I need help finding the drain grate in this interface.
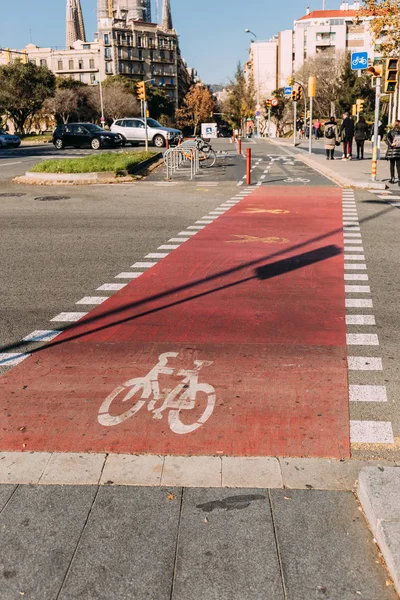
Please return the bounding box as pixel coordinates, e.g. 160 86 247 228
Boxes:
34 196 71 202
0 193 27 198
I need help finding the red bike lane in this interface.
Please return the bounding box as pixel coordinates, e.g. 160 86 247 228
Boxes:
0 186 350 458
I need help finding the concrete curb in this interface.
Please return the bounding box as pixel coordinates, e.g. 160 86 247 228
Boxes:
357 467 400 594
268 139 387 190
13 153 163 186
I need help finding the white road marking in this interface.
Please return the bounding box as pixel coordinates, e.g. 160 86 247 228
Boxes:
350 421 394 444
131 262 158 268
188 226 205 230
345 299 373 307
349 385 387 402
344 247 364 252
196 221 213 225
344 255 365 261
97 284 127 291
76 296 108 305
345 285 370 293
159 245 180 250
344 274 368 281
169 237 189 242
178 231 197 236
145 253 169 259
260 175 266 180
115 272 143 279
343 227 361 231
344 264 367 270
209 211 226 214
0 353 30 366
348 357 383 371
202 216 218 220
344 233 362 238
347 333 379 345
346 315 376 325
343 217 360 221
51 312 87 322
23 330 61 342
0 161 22 167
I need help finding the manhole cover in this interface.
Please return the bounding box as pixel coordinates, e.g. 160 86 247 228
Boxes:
0 193 27 198
34 196 71 201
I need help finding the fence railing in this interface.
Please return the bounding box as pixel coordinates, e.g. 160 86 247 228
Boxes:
163 141 200 180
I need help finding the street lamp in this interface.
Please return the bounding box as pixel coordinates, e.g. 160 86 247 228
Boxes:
245 29 260 137
94 80 105 128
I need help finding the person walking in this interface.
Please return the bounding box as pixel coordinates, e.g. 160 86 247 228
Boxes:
385 120 400 184
354 116 369 160
314 118 321 140
340 112 355 160
324 117 338 160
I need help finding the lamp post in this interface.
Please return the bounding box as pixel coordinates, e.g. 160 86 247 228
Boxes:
94 80 105 128
245 29 260 138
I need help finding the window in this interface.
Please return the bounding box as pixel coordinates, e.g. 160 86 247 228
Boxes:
83 44 91 49
330 19 344 25
40 58 47 67
150 50 154 60
105 62 112 73
57 60 63 70
149 37 154 47
138 48 143 60
170 77 174 85
90 73 96 84
160 50 165 60
104 34 110 45
118 47 122 59
79 74 85 82
137 36 142 48
170 51 174 62
104 47 111 59
89 58 95 69
79 59 84 69
69 59 74 70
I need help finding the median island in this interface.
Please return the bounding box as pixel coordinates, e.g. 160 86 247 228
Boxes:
30 151 156 175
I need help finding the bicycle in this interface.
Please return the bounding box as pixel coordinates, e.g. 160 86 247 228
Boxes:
98 352 216 435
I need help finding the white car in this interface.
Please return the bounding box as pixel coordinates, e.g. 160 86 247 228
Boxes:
0 129 21 148
111 118 182 148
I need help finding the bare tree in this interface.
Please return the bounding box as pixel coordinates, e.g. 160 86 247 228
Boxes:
44 88 79 124
90 80 139 122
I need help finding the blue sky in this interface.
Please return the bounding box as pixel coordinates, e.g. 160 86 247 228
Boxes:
3 0 338 83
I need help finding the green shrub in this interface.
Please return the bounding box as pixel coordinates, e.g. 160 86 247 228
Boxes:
30 151 156 174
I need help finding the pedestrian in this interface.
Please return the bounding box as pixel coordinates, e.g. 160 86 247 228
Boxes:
296 118 304 139
340 112 355 160
385 120 400 185
324 117 338 160
354 116 369 160
314 118 321 140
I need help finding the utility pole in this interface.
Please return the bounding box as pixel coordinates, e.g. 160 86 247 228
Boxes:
308 76 316 154
371 76 381 182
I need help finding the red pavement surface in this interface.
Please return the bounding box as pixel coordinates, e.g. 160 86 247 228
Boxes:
0 186 350 458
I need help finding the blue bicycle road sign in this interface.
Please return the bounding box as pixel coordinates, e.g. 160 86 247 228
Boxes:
351 52 368 70
284 86 292 96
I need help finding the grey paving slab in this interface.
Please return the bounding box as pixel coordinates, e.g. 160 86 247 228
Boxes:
171 488 284 600
0 484 16 511
0 485 96 600
378 520 400 595
58 486 182 600
270 489 398 600
358 465 400 531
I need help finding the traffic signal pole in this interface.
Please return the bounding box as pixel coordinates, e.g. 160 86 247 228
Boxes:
371 76 381 182
293 100 297 147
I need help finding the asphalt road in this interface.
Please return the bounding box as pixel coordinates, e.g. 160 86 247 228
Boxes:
0 139 399 460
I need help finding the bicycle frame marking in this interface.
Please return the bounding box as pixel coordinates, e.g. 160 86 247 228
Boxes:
98 352 216 435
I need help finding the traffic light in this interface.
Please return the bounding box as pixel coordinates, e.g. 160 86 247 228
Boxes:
356 98 365 113
5 48 11 63
295 87 302 101
136 81 146 101
291 89 297 101
367 64 383 78
385 58 399 93
352 104 357 116
287 76 295 87
308 76 317 98
266 99 272 109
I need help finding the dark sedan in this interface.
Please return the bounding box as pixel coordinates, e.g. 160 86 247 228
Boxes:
53 123 123 150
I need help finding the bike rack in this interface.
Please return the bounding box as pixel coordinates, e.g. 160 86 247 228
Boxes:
164 141 200 180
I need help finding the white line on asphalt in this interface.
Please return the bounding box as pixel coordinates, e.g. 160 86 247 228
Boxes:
344 233 362 238
202 216 218 220
0 353 30 366
76 297 108 305
344 274 368 281
343 227 361 231
196 221 213 225
178 231 197 236
344 264 367 270
344 247 364 252
159 245 180 250
350 421 394 444
131 262 158 268
97 283 127 291
145 253 169 259
343 217 360 221
22 330 61 342
50 312 87 322
346 299 373 307
348 357 383 371
345 285 371 293
346 315 376 325
0 161 22 167
169 238 189 242
347 333 379 345
260 175 266 180
187 226 205 230
115 272 143 279
344 255 365 261
349 385 387 402
209 211 225 214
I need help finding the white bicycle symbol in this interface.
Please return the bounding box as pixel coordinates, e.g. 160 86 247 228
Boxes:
352 56 367 68
98 352 216 435
284 177 310 183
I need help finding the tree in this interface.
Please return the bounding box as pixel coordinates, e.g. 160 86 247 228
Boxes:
269 89 291 137
44 88 79 124
146 86 175 121
361 1 400 56
90 79 139 122
176 84 215 135
224 62 256 129
0 62 56 133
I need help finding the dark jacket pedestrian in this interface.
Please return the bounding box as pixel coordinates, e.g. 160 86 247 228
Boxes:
354 116 369 160
385 121 400 184
324 118 338 160
340 113 355 159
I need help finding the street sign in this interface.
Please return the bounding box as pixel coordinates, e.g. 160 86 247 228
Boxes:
255 111 261 118
351 51 368 70
271 98 279 107
256 103 261 110
284 86 292 96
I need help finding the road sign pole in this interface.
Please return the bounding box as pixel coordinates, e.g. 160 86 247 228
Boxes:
246 148 251 185
371 77 381 182
309 96 313 155
144 100 149 153
293 100 297 146
268 109 271 138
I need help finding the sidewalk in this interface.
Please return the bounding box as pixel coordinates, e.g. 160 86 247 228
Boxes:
0 482 397 599
269 137 388 190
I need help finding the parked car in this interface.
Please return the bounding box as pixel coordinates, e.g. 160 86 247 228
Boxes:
0 129 21 148
111 118 182 148
52 123 123 150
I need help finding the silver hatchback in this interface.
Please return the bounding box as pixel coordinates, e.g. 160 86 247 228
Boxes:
111 118 182 148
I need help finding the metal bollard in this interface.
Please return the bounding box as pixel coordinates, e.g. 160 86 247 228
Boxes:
246 148 251 185
238 135 242 155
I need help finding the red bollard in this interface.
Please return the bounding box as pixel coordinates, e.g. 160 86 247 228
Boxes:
238 135 242 155
246 147 251 185
166 136 169 150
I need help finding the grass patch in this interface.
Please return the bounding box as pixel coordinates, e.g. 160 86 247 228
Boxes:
30 151 156 175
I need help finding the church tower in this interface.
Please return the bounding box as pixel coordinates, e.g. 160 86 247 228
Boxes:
66 0 86 48
162 0 173 30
